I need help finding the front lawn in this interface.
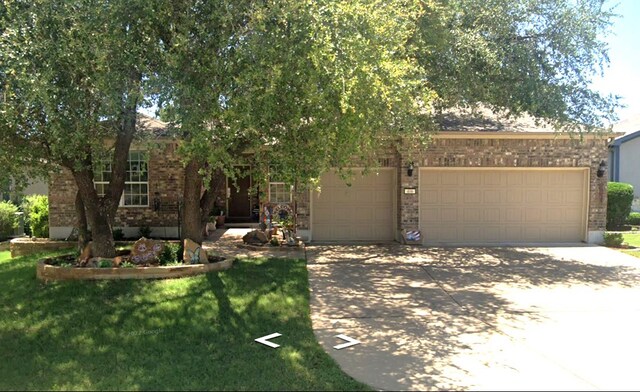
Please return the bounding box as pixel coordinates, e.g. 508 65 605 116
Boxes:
0 250 369 391
622 232 640 248
620 233 640 259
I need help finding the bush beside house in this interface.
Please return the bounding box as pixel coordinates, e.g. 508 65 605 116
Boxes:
0 201 18 240
627 212 640 226
21 195 49 238
607 182 634 229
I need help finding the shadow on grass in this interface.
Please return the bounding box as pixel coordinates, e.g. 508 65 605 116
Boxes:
0 253 368 391
306 244 640 390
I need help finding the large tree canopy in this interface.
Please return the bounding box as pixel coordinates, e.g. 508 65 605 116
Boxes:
1 0 619 249
415 0 619 127
0 0 162 256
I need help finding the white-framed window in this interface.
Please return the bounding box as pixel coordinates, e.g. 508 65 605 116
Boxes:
94 151 149 207
268 182 292 203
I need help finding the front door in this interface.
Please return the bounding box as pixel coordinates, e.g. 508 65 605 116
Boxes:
228 174 252 222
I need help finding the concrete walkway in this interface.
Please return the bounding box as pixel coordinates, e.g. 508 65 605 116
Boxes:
307 244 640 391
202 228 306 260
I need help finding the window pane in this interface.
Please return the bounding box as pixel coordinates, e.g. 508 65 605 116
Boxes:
140 195 148 206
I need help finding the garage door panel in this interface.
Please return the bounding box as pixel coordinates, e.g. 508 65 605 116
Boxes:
312 169 394 241
506 189 524 203
420 169 587 244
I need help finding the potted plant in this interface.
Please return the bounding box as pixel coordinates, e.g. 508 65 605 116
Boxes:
205 215 217 234
211 204 225 228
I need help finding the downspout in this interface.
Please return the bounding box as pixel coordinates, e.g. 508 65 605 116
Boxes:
614 144 621 182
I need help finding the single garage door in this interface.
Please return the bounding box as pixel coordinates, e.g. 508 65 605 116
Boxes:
420 168 588 245
312 169 395 241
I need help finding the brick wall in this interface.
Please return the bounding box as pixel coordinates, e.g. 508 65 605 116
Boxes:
395 136 609 233
49 135 610 241
49 142 185 237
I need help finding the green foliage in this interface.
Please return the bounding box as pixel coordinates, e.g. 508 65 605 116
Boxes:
138 225 152 238
607 182 634 229
112 228 125 241
627 212 640 226
158 242 183 265
97 260 113 268
0 201 18 240
414 0 619 129
603 232 624 247
120 261 136 268
21 195 48 238
270 237 280 247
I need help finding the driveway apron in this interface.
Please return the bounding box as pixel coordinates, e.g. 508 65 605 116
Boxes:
306 244 640 391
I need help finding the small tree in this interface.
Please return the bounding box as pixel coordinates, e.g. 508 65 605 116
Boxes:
607 182 634 229
22 195 49 238
0 201 18 240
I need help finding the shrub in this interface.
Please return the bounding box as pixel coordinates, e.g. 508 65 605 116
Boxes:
138 225 152 238
158 242 183 265
113 228 125 241
0 201 18 240
627 212 640 226
21 195 48 238
603 232 624 247
607 182 634 229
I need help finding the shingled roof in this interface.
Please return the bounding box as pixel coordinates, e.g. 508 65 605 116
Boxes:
434 105 556 133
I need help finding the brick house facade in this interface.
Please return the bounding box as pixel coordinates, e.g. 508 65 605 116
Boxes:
49 118 611 245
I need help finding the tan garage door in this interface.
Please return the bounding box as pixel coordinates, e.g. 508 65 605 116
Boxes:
312 169 395 241
420 168 588 245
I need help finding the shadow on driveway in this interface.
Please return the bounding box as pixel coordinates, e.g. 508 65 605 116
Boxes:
307 245 640 391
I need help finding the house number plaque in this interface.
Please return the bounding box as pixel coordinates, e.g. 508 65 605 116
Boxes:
404 188 416 194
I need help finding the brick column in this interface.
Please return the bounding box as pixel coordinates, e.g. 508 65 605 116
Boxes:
398 156 420 235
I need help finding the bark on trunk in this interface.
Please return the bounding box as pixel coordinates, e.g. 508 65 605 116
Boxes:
73 169 116 258
74 190 89 252
65 102 138 258
181 161 226 244
181 160 205 244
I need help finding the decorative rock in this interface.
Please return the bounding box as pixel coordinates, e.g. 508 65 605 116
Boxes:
242 230 269 246
78 242 93 263
183 239 209 264
113 256 124 267
131 237 164 265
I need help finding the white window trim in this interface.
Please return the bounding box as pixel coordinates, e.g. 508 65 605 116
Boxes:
94 152 149 207
268 182 293 204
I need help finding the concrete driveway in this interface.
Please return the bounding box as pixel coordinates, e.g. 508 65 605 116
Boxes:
306 245 640 391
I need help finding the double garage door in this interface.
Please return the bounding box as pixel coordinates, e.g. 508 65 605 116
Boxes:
419 168 588 245
311 168 588 244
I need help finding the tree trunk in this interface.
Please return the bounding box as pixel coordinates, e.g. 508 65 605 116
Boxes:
73 169 116 258
74 190 89 252
181 162 226 244
181 160 205 244
65 103 137 258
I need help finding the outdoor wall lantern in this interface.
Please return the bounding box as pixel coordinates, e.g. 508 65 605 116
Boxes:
596 160 606 178
153 191 161 212
407 162 415 177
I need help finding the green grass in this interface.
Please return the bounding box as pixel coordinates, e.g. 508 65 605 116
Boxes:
0 250 369 391
623 233 640 248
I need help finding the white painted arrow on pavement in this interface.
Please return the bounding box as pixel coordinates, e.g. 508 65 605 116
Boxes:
255 332 282 348
333 334 360 350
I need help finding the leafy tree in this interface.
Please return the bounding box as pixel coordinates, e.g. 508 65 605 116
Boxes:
158 0 617 243
157 0 432 243
1 0 162 256
414 0 619 128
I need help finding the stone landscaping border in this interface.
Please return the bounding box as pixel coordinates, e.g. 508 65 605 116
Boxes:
10 238 181 258
36 257 233 282
237 243 305 252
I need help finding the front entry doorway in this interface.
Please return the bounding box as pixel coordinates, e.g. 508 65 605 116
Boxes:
227 172 256 223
